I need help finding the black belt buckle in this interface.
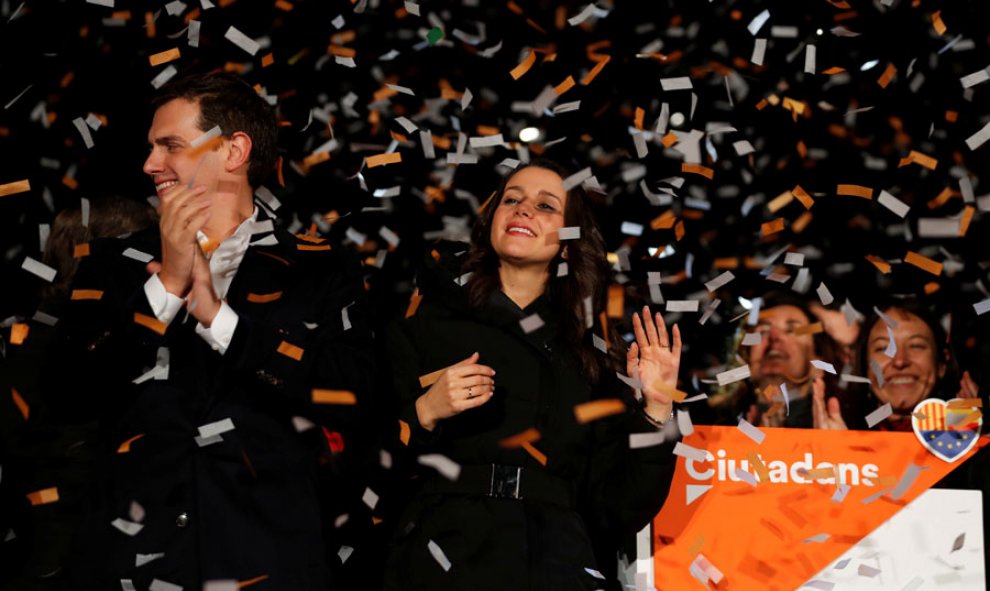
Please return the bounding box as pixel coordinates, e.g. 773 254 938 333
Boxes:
489 464 522 499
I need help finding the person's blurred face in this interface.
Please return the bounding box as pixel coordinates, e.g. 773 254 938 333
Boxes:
748 305 816 387
490 166 568 270
866 308 943 413
143 98 225 201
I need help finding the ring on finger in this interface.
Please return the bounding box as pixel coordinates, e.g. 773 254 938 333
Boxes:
467 386 474 398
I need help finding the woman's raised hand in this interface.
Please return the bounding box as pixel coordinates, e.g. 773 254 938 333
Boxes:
811 375 848 430
415 352 496 431
627 306 681 424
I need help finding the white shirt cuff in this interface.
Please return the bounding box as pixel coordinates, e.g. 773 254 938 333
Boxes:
195 301 238 355
144 274 184 326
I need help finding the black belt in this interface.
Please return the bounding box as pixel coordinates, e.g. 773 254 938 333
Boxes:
423 463 575 509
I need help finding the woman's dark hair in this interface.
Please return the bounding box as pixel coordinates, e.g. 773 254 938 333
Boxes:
460 158 619 383
42 197 158 303
854 299 952 399
151 72 278 189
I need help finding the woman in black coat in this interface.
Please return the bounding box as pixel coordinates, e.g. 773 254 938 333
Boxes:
383 159 681 590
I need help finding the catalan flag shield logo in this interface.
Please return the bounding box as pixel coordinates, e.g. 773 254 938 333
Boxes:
912 398 983 463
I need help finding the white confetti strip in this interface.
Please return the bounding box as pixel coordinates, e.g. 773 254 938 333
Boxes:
890 464 926 500
188 19 201 47
72 117 95 149
629 431 667 449
734 468 758 487
831 483 851 503
704 271 735 292
858 564 881 578
736 419 765 444
803 533 830 544
811 360 836 374
802 581 834 591
620 221 644 236
751 38 767 66
110 518 143 536
716 364 750 386
190 125 222 148
865 403 893 428
150 65 178 89
965 121 990 151
394 116 418 133
194 434 223 447
677 409 694 436
136 553 164 567
519 313 545 334
197 418 235 439
686 483 711 505
974 298 990 316
747 9 770 35
562 167 592 191
660 76 693 91
122 248 154 263
469 134 504 148
816 282 834 306
959 67 990 88
567 4 596 26
21 257 57 282
202 582 238 591
417 454 461 481
557 226 581 240
877 190 910 218
461 88 473 111
224 26 260 56
427 539 452 571
672 442 708 462
741 332 762 346
666 300 700 313
148 579 182 591
804 44 816 74
362 487 379 510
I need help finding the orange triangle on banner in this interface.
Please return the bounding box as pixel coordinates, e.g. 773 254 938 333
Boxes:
653 426 988 590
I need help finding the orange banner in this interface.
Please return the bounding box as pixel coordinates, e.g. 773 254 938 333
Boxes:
653 426 987 590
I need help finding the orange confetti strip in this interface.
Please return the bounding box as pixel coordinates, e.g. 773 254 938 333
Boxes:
10 322 29 345
793 322 824 336
945 110 958 123
295 233 326 244
258 251 291 266
277 341 304 361
365 152 402 168
418 367 446 389
822 66 846 75
553 75 576 96
800 467 837 480
238 575 270 588
897 150 937 170
0 179 31 197
134 312 167 335
580 55 611 86
959 206 975 237
792 211 813 233
296 243 332 252
275 0 293 10
301 151 331 173
148 48 181 67
660 131 679 148
405 289 423 319
653 381 688 403
246 291 283 303
117 433 144 453
499 427 541 448
312 389 357 405
11 388 29 420
876 63 897 88
904 251 943 276
73 243 90 258
674 220 686 241
761 218 785 236
70 289 103 301
606 284 624 318
261 53 275 68
865 255 892 274
767 191 794 213
837 184 873 199
145 11 156 37
923 282 940 295
681 163 714 180
634 107 645 130
713 257 739 269
26 487 59 506
521 441 548 466
574 398 625 424
650 211 677 230
747 452 771 484
927 187 957 209
509 50 537 80
947 398 982 409
399 419 411 446
932 10 947 35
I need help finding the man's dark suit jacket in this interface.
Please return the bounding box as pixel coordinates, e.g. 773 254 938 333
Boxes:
51 219 374 590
